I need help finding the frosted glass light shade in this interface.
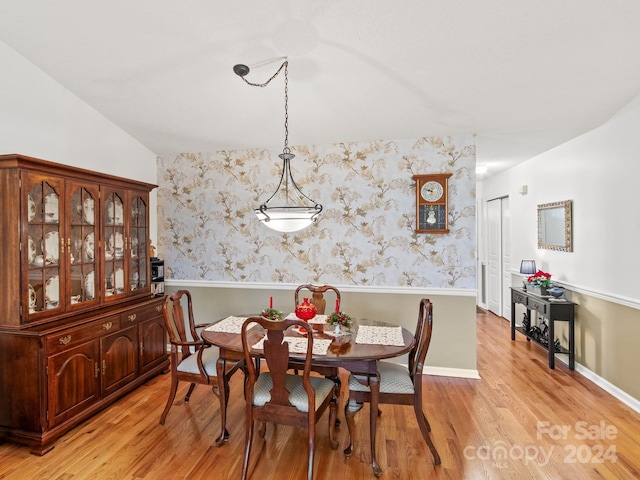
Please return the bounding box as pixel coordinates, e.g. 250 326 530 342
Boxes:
254 207 319 233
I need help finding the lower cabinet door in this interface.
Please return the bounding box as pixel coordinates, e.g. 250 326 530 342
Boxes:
138 316 167 375
48 341 100 428
101 326 138 397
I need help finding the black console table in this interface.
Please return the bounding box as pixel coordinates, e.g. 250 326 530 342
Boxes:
510 287 575 369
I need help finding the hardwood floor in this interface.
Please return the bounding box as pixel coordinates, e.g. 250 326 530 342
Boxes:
1 309 639 479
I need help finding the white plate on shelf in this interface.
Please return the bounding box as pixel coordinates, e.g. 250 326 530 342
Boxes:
108 232 124 257
44 193 59 223
111 267 124 291
29 284 37 308
45 275 60 305
105 196 124 225
28 195 37 221
130 236 139 258
83 197 95 224
84 271 95 300
43 231 59 264
84 232 95 261
28 236 36 264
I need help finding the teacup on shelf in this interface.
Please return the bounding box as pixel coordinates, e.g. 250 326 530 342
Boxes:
70 295 81 304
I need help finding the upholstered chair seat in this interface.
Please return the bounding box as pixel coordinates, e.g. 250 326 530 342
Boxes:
348 361 415 395
253 373 336 412
176 345 219 375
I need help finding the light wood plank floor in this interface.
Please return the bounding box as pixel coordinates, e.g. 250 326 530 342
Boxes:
1 309 639 479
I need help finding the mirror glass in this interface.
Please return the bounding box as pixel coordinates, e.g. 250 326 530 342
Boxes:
538 200 572 252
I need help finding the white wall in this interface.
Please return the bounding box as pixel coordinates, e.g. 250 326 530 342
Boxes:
480 94 640 307
0 40 159 241
478 93 640 406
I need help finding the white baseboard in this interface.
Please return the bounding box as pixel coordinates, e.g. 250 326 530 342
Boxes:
574 362 640 414
424 366 481 379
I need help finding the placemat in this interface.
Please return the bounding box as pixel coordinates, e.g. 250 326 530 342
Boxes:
252 336 332 355
204 316 248 334
355 325 405 346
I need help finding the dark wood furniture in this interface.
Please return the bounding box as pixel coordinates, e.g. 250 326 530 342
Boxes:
160 290 243 446
240 317 338 480
202 317 415 477
510 287 575 369
344 298 440 472
294 284 341 315
0 154 169 454
293 284 343 401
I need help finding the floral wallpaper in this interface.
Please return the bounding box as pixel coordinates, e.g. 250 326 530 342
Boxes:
157 135 476 288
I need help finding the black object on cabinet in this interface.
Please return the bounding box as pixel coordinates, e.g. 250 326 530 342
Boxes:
150 258 164 297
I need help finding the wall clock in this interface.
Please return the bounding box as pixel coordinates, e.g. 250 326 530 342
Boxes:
412 173 452 233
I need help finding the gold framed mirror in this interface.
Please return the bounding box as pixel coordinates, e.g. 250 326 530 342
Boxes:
538 200 572 252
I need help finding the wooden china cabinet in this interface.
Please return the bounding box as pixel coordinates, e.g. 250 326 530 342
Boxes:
0 154 168 455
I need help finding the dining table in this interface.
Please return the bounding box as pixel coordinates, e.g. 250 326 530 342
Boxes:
201 314 415 477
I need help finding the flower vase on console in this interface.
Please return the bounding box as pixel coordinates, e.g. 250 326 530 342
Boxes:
295 297 316 321
526 270 552 296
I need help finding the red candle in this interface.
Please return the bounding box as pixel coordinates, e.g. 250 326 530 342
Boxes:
270 296 273 309
335 298 339 313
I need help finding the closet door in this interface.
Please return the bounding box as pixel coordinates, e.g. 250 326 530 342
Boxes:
487 199 502 315
487 196 511 318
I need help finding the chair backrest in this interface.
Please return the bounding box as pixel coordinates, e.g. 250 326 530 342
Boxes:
294 284 341 315
163 290 201 354
241 316 315 410
408 298 434 381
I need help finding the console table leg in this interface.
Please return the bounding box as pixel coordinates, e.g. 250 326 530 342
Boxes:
548 318 555 369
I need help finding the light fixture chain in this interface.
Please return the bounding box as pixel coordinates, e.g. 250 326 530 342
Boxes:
238 60 287 88
283 62 289 152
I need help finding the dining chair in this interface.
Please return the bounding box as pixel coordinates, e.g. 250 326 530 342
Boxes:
159 290 244 446
294 284 341 315
240 316 339 480
293 284 343 401
343 298 441 466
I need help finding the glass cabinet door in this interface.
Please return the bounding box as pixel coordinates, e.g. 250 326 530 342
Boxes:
25 175 63 316
129 193 148 293
68 183 99 307
103 189 126 301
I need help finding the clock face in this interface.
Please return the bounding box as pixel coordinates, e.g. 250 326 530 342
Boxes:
421 181 444 202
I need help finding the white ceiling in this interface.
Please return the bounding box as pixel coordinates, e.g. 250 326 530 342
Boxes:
2 1 640 178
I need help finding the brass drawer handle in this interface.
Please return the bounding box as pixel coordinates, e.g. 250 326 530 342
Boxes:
155 305 162 313
103 322 113 330
59 335 71 345
128 314 137 322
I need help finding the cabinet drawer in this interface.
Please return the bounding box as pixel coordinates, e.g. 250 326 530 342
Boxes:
120 300 164 327
512 290 528 306
528 298 547 315
47 315 120 354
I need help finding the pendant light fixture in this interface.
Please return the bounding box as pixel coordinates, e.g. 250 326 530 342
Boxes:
233 59 322 233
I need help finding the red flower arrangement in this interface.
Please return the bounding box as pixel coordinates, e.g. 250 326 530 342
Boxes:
326 311 352 329
527 270 552 288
